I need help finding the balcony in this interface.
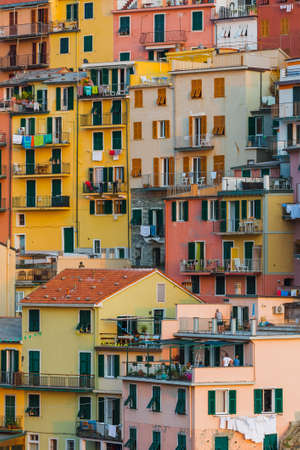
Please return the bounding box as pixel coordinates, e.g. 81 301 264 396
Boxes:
125 360 193 382
0 165 7 178
139 30 187 46
275 101 300 119
97 332 161 351
78 84 128 99
180 258 262 273
246 135 276 150
0 415 22 431
13 195 70 209
0 371 94 390
0 132 6 146
0 53 48 71
77 421 122 442
175 135 214 151
278 139 300 152
221 176 292 192
0 198 6 211
115 0 212 10
83 181 127 195
0 22 50 40
16 268 56 284
80 113 127 127
13 132 70 147
213 218 263 234
212 5 257 19
13 162 70 177
135 171 220 189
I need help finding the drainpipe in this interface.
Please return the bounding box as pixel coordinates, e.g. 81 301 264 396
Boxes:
125 97 130 259
8 113 12 241
75 5 79 249
259 72 262 108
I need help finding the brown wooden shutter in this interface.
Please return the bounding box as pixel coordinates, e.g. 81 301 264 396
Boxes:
132 158 142 177
31 9 36 23
183 156 189 173
189 116 193 146
133 122 142 140
157 88 166 106
201 157 207 179
169 157 175 185
165 120 170 139
134 90 143 108
152 121 158 139
200 115 207 136
153 157 159 186
214 155 225 183
214 78 225 97
191 80 202 99
213 116 225 135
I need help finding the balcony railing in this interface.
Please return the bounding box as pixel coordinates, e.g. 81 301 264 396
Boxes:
77 421 122 441
179 317 256 335
98 333 161 349
140 30 187 45
277 139 300 151
125 360 193 381
0 22 50 39
0 415 22 430
83 181 126 194
16 268 56 282
175 134 214 150
13 162 70 176
180 258 262 273
0 371 94 389
212 5 257 19
275 101 300 119
80 113 127 127
13 195 70 209
136 171 222 189
78 84 129 99
13 132 70 146
0 53 48 70
0 198 6 210
0 132 6 145
115 0 212 10
246 135 277 150
221 176 291 192
213 218 263 234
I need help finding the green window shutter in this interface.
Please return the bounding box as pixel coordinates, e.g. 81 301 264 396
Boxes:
148 50 154 61
130 384 137 409
254 199 261 219
202 200 208 220
36 89 43 105
98 354 104 377
89 200 95 215
29 351 40 373
177 434 186 450
254 389 263 414
60 37 69 54
47 117 53 135
84 35 93 52
148 209 153 226
229 390 236 414
66 4 71 20
121 200 127 214
261 168 270 177
103 167 108 182
215 200 219 220
208 390 216 415
84 2 93 19
130 428 137 448
1 350 7 372
108 167 113 182
104 200 113 214
120 52 130 61
93 132 103 150
29 118 35 135
192 11 203 30
20 118 26 128
14 350 19 372
132 209 142 225
220 201 227 232
175 389 186 415
242 169 251 177
120 16 130 34
153 431 160 446
171 201 176 221
248 116 255 136
102 68 109 85
88 168 93 182
234 200 240 231
188 242 195 260
29 309 40 332
153 386 160 412
112 131 122 150
91 69 97 85
275 389 283 413
67 86 74 110
241 200 247 219
56 87 61 111
74 3 78 19
98 397 104 422
80 352 91 376
183 200 189 221
114 355 120 377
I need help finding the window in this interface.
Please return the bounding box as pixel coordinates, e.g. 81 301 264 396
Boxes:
112 130 122 150
248 199 261 219
208 390 236 415
56 87 74 111
157 88 166 105
131 209 142 225
214 78 225 98
60 37 69 54
84 2 93 19
213 116 225 135
93 199 113 215
16 213 25 226
105 355 120 378
27 394 40 416
156 284 165 302
175 389 186 414
133 122 142 140
119 16 130 35
254 389 283 414
134 90 143 108
246 276 256 295
93 239 101 254
124 384 137 409
208 200 218 221
49 439 58 450
28 434 39 450
120 52 130 61
261 19 269 37
176 434 186 450
150 431 161 449
78 310 91 333
280 17 289 34
152 120 170 139
93 132 103 150
191 79 202 99
216 275 225 295
84 35 93 52
15 234 25 253
79 397 91 419
114 199 126 215
66 440 75 450
117 247 125 259
153 309 164 334
147 386 160 412
16 291 24 313
125 427 137 450
171 200 189 222
98 397 120 425
192 11 203 31
29 310 40 332
66 3 78 21
191 275 200 294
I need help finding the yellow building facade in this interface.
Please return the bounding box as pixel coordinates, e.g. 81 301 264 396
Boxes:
0 242 16 317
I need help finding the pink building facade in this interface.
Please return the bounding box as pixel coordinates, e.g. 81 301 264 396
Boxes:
112 0 215 62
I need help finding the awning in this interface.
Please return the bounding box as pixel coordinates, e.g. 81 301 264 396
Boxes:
0 432 25 443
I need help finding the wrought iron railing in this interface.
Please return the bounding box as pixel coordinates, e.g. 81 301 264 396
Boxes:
0 371 94 389
80 112 127 127
13 195 70 208
140 30 187 45
13 162 70 176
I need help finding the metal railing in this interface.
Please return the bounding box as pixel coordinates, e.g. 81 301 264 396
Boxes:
0 415 22 429
140 30 187 45
0 371 94 389
98 332 161 348
13 162 70 176
16 268 56 282
77 421 122 441
134 74 171 86
116 0 211 9
0 53 48 70
180 258 262 273
247 135 276 149
13 195 70 208
213 218 263 234
13 131 70 145
125 361 193 381
212 5 256 19
138 171 222 188
175 134 214 149
0 22 50 39
0 132 6 145
179 317 252 334
78 84 129 98
221 176 291 192
0 198 6 210
83 181 126 194
273 101 300 118
80 112 127 127
277 139 300 150
10 102 48 114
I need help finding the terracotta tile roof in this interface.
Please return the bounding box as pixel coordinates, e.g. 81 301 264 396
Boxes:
21 268 155 305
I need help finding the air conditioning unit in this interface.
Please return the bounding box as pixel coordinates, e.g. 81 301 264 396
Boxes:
18 127 25 134
273 305 284 314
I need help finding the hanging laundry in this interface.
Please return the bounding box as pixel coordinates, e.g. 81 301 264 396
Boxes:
150 225 156 237
44 134 53 144
140 225 150 237
34 135 44 147
92 85 98 95
23 136 32 148
13 134 23 144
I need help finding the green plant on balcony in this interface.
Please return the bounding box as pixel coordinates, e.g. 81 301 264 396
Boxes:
76 323 91 334
5 418 18 429
137 369 146 377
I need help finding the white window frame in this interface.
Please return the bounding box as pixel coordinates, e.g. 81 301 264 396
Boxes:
28 433 39 450
16 213 25 227
262 389 275 413
62 87 69 111
93 239 101 254
106 355 115 378
177 201 185 221
156 283 165 302
249 200 255 218
65 440 75 450
208 200 218 221
215 389 229 415
49 438 58 450
16 291 24 313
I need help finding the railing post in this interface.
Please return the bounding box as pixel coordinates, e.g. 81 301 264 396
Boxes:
212 318 218 334
250 319 257 335
231 318 236 334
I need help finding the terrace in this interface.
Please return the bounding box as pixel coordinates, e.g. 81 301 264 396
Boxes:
180 258 262 273
213 218 263 234
77 421 122 442
0 372 94 391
